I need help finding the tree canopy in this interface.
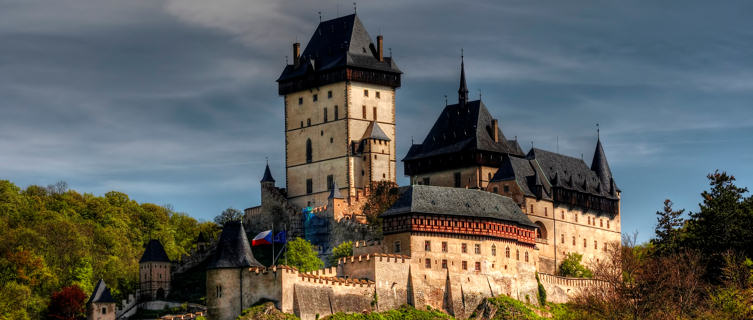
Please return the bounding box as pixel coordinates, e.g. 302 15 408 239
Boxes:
0 180 216 319
328 241 353 267
282 238 323 272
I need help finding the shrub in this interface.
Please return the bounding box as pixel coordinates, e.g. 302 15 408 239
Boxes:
559 253 593 278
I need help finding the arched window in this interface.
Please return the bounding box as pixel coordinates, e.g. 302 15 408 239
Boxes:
534 221 547 240
491 244 497 256
505 247 510 258
306 139 312 163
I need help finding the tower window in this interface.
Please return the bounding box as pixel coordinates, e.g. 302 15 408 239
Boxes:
462 261 467 270
298 97 303 105
442 241 448 252
545 207 548 216
475 262 481 271
393 241 401 253
607 220 610 229
600 219 603 227
313 94 318 102
461 243 467 253
454 172 461 187
328 90 332 98
330 137 333 143
573 236 576 245
306 139 312 163
584 238 587 248
327 175 334 190
525 251 529 262
474 244 481 254
491 244 496 256
362 105 367 118
561 234 565 244
442 259 447 269
505 247 510 258
373 107 377 120
307 118 311 126
504 186 509 193
376 91 380 99
595 240 598 249
425 258 431 268
530 204 534 214
364 89 368 97
334 105 339 120
306 179 313 194
217 285 222 298
516 249 520 260
424 240 431 252
323 108 328 122
300 121 303 128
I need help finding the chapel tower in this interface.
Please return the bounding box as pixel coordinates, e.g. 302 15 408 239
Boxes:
277 14 401 210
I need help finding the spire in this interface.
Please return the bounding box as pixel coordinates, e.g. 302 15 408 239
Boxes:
87 279 115 304
261 162 275 183
458 50 469 105
591 137 613 188
139 239 170 263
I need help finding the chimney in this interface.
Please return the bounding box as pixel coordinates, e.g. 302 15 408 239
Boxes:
376 35 384 62
293 42 301 66
491 119 499 142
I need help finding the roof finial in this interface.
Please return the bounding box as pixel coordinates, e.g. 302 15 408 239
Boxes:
458 49 469 105
353 2 357 14
318 11 322 22
265 156 269 166
596 122 600 140
389 48 392 57
444 94 448 106
478 89 482 100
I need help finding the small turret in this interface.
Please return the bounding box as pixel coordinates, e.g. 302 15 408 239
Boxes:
139 239 171 300
261 163 275 185
86 279 115 320
591 138 613 189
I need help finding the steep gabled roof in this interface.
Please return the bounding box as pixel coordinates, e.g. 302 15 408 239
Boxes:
139 239 170 263
403 100 523 161
362 121 391 141
207 221 262 269
87 279 115 304
382 185 536 228
491 155 536 197
278 14 400 82
527 148 617 199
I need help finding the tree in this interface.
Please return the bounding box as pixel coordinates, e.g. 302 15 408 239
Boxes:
328 241 353 266
361 181 400 226
559 252 593 278
652 199 685 256
214 207 243 226
283 238 323 272
46 285 86 320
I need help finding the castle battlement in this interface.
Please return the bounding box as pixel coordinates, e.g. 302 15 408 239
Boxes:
337 253 410 265
297 273 375 288
248 265 299 275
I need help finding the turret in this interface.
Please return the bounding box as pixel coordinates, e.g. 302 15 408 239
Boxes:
458 54 469 105
206 221 263 320
590 138 614 190
139 239 171 300
86 279 115 320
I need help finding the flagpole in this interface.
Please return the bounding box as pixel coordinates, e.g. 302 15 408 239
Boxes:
271 223 274 267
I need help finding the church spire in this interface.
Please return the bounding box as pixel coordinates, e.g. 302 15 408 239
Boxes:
458 50 469 105
591 137 613 189
261 162 275 183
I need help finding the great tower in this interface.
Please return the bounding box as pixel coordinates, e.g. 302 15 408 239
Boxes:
277 14 401 211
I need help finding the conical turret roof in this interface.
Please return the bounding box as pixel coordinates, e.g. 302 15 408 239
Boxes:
261 163 275 183
139 239 170 263
207 221 262 269
87 279 115 304
591 138 613 188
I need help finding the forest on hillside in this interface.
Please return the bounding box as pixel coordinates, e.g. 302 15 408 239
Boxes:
0 180 218 319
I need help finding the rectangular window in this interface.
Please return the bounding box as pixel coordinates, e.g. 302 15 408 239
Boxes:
373 107 377 120
327 175 334 190
600 219 603 227
594 240 598 249
334 105 339 120
442 241 448 252
313 94 318 102
493 187 499 193
394 241 401 253
462 261 468 270
530 204 534 214
454 172 461 187
364 89 368 97
323 108 328 122
306 179 313 194
544 207 548 216
572 236 576 246
424 240 431 252
298 97 303 105
425 258 431 268
584 238 587 248
474 244 481 254
561 211 565 219
441 259 447 269
328 90 332 98
422 177 430 185
362 105 367 118
461 243 467 253
607 220 610 229
376 91 380 99
475 262 481 271
561 234 565 244
503 186 510 193
217 285 222 298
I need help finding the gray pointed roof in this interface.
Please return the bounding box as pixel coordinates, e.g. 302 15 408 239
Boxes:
526 148 618 199
382 185 536 228
458 56 469 105
261 164 275 183
139 239 170 263
87 279 115 304
590 138 613 189
207 221 262 269
328 181 345 199
278 14 401 82
362 121 391 141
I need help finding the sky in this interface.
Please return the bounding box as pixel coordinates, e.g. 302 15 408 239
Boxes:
1 0 752 243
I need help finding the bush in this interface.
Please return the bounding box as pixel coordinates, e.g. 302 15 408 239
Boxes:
328 241 353 266
559 253 592 278
536 273 547 306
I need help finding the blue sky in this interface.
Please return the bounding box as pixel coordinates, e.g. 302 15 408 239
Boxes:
1 0 752 243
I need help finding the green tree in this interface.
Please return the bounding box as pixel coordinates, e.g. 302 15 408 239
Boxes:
559 253 593 278
214 207 243 226
652 199 685 256
328 241 353 266
283 238 323 272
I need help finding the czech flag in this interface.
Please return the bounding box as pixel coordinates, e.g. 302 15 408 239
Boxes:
252 230 273 246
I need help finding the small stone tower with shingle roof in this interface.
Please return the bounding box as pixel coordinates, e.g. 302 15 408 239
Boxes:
86 279 115 320
139 239 171 300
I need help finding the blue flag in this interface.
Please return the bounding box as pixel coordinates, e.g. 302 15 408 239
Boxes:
273 231 287 244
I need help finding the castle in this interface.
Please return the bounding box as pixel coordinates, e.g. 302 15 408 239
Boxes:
212 13 621 320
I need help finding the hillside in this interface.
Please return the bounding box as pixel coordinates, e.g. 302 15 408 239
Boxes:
0 180 217 319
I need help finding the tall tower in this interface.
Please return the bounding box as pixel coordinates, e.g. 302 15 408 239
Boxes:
277 14 401 210
139 239 171 300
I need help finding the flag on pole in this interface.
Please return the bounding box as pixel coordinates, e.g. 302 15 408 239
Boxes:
273 231 287 244
252 230 273 246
